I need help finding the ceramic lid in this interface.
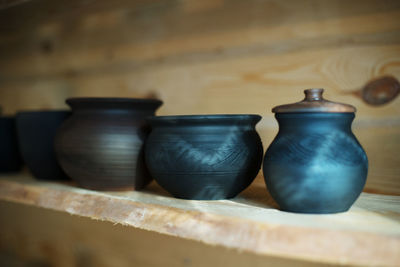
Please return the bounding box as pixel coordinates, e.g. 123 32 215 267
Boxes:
272 88 356 113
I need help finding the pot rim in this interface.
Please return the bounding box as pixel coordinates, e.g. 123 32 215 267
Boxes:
66 97 162 103
66 97 163 111
148 114 262 125
16 110 71 115
67 97 162 105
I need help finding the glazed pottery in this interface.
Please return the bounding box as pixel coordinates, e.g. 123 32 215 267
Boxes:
0 116 22 172
263 89 368 214
55 97 162 190
16 111 71 180
145 115 263 200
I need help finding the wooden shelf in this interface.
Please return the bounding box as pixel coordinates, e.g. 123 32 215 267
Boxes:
0 173 399 266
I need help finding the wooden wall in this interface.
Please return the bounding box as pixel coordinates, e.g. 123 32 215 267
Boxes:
0 0 400 194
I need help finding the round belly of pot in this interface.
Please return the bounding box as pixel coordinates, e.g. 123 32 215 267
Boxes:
263 115 368 213
145 115 263 200
55 98 162 191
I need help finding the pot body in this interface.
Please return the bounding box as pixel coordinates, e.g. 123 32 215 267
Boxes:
16 111 71 180
263 113 368 213
145 115 263 200
0 116 22 172
55 98 162 190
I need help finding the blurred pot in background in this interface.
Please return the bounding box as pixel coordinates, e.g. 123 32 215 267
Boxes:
16 111 71 180
0 116 22 172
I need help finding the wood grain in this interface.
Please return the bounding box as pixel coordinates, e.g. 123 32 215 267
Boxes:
0 0 399 194
0 201 332 267
0 0 28 10
0 174 399 266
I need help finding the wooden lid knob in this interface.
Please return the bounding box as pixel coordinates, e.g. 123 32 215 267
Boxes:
272 88 356 113
304 88 324 101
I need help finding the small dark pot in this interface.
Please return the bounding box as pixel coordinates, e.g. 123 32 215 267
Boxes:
0 116 22 172
145 115 263 200
263 113 368 213
55 97 163 191
16 111 71 180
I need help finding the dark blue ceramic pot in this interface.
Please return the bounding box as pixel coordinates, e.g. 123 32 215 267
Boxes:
16 111 71 180
0 116 22 172
145 115 263 200
263 89 368 214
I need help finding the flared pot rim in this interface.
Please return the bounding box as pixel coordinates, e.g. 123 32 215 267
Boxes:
16 110 71 116
148 114 262 126
67 97 162 105
66 97 163 111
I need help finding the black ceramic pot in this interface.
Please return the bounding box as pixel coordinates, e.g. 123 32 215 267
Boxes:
16 111 71 180
55 97 163 191
145 115 263 200
0 116 22 172
263 89 368 213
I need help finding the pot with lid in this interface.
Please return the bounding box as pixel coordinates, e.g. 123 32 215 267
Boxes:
263 89 368 213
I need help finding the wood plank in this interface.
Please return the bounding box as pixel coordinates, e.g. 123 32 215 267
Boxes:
0 0 30 10
0 201 330 267
0 174 399 266
0 45 399 117
1 0 400 79
356 126 400 194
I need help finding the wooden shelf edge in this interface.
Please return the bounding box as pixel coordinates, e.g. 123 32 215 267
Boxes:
0 177 399 266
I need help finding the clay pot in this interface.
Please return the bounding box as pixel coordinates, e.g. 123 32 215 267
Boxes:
55 97 162 190
263 89 368 213
145 115 263 200
0 116 22 172
16 111 71 180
